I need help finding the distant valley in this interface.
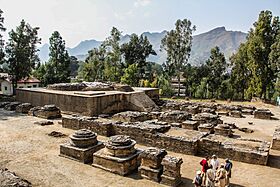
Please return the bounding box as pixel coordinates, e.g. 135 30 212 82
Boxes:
39 27 247 65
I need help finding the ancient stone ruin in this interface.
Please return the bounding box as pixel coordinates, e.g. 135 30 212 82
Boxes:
92 135 141 176
4 102 21 111
254 109 273 119
198 123 214 134
0 168 31 187
60 129 104 164
181 120 199 130
139 147 167 182
214 124 233 137
160 155 183 187
29 104 61 119
16 103 32 113
272 126 280 151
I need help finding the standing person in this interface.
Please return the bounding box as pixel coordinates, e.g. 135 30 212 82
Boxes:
216 163 227 187
225 158 233 187
206 165 215 187
210 155 220 171
200 156 210 186
193 170 203 187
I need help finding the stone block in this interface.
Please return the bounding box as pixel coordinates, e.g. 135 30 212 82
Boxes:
92 149 140 176
140 147 167 169
160 175 182 187
160 155 183 187
180 105 200 114
272 126 280 150
214 124 233 137
60 142 104 164
92 135 141 176
230 110 243 118
139 166 162 182
4 102 21 111
159 110 192 123
59 129 104 164
242 109 253 115
198 124 214 134
181 120 199 130
15 103 32 113
254 109 273 119
112 111 152 122
0 102 10 108
193 112 221 125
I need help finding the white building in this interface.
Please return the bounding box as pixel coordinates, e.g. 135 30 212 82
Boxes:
0 75 40 95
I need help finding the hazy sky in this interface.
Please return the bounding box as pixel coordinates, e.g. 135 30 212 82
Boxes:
0 0 279 47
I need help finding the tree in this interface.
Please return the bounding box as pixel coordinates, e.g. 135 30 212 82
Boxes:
5 20 41 91
246 10 280 99
103 27 123 82
48 31 71 83
205 46 227 98
230 43 250 100
69 56 80 77
269 32 280 100
120 63 139 86
0 9 6 64
121 34 156 81
161 18 196 96
78 46 106 82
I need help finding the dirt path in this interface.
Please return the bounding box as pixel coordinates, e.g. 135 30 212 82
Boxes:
0 106 280 187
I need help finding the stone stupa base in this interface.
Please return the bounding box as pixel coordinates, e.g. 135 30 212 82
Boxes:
92 149 141 176
138 165 162 182
160 175 182 187
60 142 104 164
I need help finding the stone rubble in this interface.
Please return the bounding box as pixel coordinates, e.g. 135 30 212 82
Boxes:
15 103 32 113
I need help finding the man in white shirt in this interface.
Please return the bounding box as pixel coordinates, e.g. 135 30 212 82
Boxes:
210 154 220 171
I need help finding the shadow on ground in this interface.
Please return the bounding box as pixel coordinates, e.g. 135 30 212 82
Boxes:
0 109 24 121
267 150 280 169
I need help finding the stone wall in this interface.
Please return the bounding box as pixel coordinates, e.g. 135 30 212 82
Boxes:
16 88 159 116
198 134 270 165
62 115 270 165
62 116 113 136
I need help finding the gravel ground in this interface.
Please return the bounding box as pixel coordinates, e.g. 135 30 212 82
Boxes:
0 103 280 187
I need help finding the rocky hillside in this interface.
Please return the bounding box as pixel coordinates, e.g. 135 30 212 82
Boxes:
39 27 247 65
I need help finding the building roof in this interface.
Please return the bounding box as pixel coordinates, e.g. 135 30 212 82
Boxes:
17 77 41 83
0 76 41 84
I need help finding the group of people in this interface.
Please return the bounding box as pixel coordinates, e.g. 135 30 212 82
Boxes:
193 155 233 187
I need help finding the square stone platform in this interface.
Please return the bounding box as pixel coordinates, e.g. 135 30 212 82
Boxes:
16 87 159 116
92 149 142 176
138 166 162 182
60 142 104 164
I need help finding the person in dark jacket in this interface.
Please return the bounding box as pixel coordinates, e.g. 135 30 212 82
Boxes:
225 158 233 187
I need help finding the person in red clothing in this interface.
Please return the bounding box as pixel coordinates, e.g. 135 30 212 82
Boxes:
200 156 210 186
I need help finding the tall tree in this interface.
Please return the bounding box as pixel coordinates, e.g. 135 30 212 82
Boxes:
103 27 123 82
206 46 227 98
246 10 280 99
0 9 6 64
161 18 196 96
121 33 156 82
5 20 41 90
230 43 250 100
78 46 106 82
48 31 71 83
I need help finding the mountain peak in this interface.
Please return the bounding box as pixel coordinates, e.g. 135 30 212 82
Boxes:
208 26 226 33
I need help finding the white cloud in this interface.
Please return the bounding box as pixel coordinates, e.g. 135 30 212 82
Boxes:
134 0 151 7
